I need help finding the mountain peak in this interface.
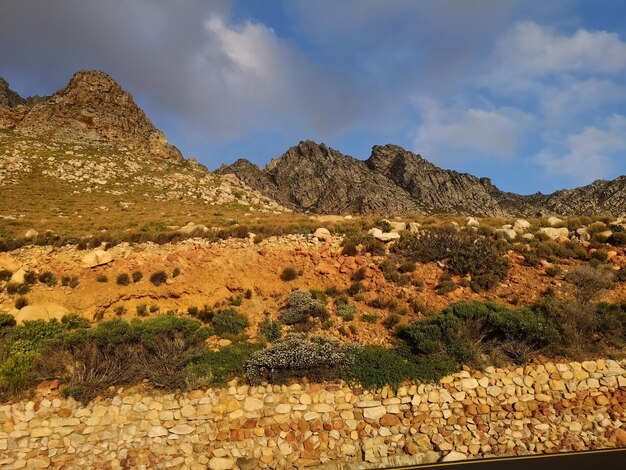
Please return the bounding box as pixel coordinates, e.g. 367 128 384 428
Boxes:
0 76 25 108
11 70 183 161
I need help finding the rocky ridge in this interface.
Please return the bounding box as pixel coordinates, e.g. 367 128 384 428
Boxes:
220 141 626 217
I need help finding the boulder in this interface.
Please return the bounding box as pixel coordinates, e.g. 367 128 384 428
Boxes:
466 217 479 227
24 229 39 238
313 227 332 241
13 304 70 324
513 219 531 231
178 222 209 235
389 221 407 232
442 451 467 462
537 227 569 240
368 228 400 242
10 267 27 284
496 228 516 240
408 222 421 233
81 249 113 268
547 216 563 226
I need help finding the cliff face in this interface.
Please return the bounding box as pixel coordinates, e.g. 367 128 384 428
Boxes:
220 141 626 217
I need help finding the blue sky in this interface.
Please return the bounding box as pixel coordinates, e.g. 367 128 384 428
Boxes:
1 0 626 194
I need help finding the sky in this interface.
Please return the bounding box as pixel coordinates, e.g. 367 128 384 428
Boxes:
1 0 626 194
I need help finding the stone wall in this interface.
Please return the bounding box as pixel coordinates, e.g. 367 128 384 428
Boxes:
1 359 625 469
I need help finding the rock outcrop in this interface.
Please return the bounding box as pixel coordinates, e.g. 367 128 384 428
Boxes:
220 141 626 217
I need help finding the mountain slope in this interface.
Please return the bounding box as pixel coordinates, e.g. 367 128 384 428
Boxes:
0 71 287 238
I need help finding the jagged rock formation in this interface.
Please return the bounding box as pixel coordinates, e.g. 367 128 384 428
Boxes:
1 70 182 162
220 141 626 217
221 141 421 214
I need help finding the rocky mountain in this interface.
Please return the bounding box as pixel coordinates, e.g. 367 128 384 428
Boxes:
0 71 287 238
4 70 183 162
220 141 626 217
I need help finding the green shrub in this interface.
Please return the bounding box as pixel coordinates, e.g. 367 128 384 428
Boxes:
616 267 626 282
14 297 27 309
245 289 253 299
96 274 108 283
608 232 626 246
23 272 36 284
448 238 510 282
341 240 358 256
382 313 401 330
341 345 419 389
351 267 367 282
336 300 357 321
374 219 393 233
116 273 130 286
61 314 90 329
150 271 168 286
132 271 143 283
190 342 263 387
136 304 148 317
172 267 181 278
259 320 282 342
212 309 249 336
590 250 609 262
545 266 562 277
68 277 79 288
362 238 386 256
398 261 416 273
436 280 457 295
361 313 379 324
280 267 298 281
279 290 327 325
0 270 12 281
348 281 365 296
38 271 57 286
247 334 348 384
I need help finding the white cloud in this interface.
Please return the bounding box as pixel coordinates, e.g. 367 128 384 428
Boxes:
540 79 626 125
535 115 626 182
487 21 626 89
412 97 531 164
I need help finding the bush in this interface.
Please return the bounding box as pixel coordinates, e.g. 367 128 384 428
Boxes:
565 265 615 303
189 342 263 387
393 227 464 263
150 271 168 286
68 277 79 288
96 274 108 283
247 334 349 384
0 269 12 281
14 297 28 309
280 267 299 281
136 304 148 317
38 271 57 286
351 267 367 282
608 232 626 246
172 267 181 278
279 290 327 325
361 313 379 324
259 320 282 342
212 309 249 336
545 266 562 277
436 280 457 295
382 313 401 330
61 314 90 329
341 239 358 256
398 261 416 273
116 273 130 286
132 271 143 283
348 281 365 296
590 250 608 262
245 289 253 299
362 238 386 256
23 272 37 284
341 345 420 389
616 267 626 282
114 306 127 316
374 219 393 233
336 301 357 321
399 301 559 367
448 238 510 281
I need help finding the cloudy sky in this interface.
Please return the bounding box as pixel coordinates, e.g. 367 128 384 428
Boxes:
1 0 625 194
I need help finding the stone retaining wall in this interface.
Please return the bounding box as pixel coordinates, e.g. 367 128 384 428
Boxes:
1 359 626 469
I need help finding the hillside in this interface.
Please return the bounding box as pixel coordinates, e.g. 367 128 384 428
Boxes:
0 71 287 238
